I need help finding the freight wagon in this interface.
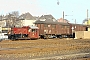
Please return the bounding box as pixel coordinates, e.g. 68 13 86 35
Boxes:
69 23 88 38
34 20 70 38
34 20 88 39
8 26 39 40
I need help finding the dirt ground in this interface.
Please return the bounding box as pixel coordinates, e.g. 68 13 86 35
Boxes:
0 38 90 60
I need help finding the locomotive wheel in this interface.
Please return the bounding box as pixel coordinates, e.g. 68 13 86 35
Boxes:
10 35 16 41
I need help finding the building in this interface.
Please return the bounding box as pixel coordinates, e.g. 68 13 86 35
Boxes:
82 19 88 25
19 12 36 27
57 18 69 23
82 18 90 25
0 20 6 27
38 14 56 22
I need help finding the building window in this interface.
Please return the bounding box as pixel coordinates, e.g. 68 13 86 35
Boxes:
32 29 36 32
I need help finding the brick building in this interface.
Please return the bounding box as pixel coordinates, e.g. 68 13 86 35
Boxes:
57 18 69 23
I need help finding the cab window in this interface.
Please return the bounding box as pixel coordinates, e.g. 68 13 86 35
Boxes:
32 29 36 32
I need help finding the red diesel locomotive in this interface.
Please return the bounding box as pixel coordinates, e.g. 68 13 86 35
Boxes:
8 26 39 40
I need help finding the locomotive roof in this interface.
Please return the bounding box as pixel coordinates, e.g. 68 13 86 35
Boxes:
29 26 39 29
34 20 69 25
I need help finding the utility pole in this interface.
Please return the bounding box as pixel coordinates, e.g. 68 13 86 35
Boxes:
87 9 89 25
63 11 64 22
75 19 76 24
87 9 89 20
75 19 76 29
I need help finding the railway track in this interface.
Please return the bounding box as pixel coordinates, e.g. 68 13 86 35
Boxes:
0 39 90 60
31 53 90 60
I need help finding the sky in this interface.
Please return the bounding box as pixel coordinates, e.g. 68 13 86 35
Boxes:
0 0 90 24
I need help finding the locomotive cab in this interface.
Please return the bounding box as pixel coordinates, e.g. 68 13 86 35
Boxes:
28 26 39 39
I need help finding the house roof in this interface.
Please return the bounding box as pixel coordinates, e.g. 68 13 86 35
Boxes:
39 14 56 19
37 14 57 22
33 16 39 20
34 20 69 25
19 12 35 20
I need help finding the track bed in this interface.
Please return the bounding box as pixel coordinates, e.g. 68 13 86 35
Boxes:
0 39 90 60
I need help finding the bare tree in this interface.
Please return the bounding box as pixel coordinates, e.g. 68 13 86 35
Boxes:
6 11 19 27
11 11 19 18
